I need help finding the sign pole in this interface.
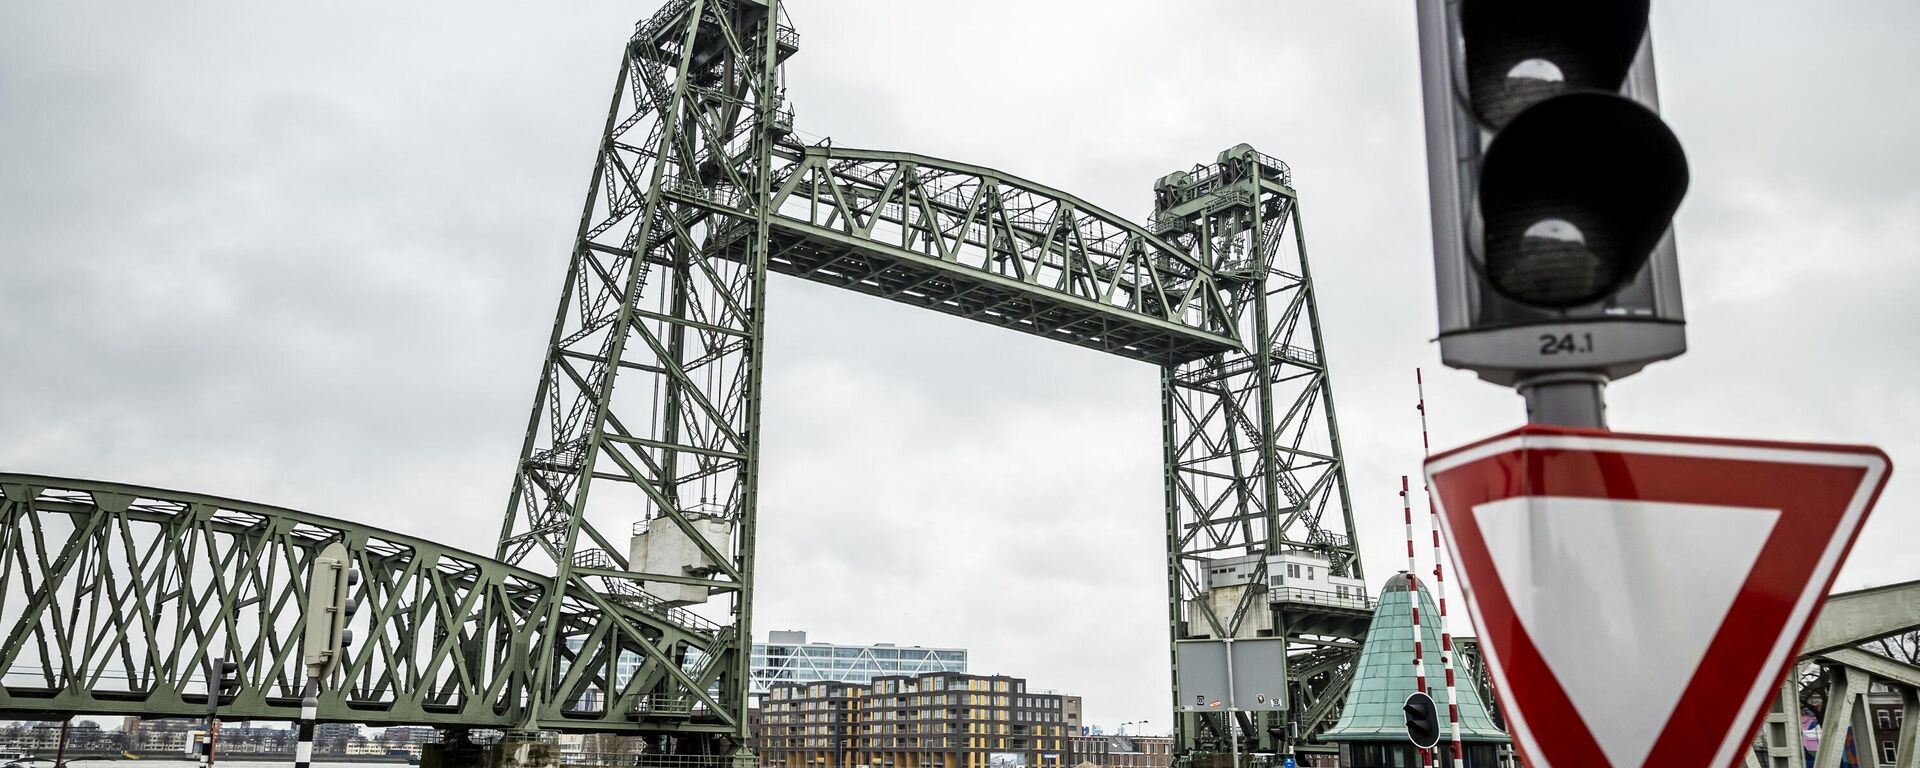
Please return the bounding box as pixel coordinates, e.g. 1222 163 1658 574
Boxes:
1223 638 1241 768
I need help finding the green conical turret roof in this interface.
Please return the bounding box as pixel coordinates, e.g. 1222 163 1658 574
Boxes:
1321 572 1509 742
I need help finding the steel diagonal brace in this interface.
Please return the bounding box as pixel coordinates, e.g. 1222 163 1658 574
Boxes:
621 314 749 452
591 435 742 583
571 586 733 725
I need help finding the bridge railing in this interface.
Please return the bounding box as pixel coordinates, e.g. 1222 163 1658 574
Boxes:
1267 587 1373 612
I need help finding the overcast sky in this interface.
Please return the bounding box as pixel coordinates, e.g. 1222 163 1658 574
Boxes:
3 0 1916 736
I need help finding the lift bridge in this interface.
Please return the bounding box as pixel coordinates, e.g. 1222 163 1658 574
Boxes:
0 0 1371 759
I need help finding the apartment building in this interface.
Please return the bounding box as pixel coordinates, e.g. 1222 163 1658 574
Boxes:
758 671 1071 768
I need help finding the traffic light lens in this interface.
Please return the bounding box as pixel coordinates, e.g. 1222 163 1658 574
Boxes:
1477 92 1687 308
1494 219 1612 308
1508 59 1563 83
1461 0 1651 127
1488 60 1568 127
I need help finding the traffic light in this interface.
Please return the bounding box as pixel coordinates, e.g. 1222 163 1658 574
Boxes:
1416 0 1689 410
1403 691 1440 750
302 542 361 678
208 656 239 711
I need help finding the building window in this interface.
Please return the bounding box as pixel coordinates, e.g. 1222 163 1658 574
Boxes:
1884 743 1897 764
1287 564 1300 578
1879 710 1893 730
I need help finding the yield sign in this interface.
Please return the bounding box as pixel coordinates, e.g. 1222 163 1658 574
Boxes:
1424 426 1891 768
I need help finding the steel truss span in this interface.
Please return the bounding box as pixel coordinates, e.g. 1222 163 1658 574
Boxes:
0 0 1365 756
0 476 728 734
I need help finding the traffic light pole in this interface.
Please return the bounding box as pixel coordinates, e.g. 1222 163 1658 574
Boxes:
294 676 319 768
202 656 227 768
1517 373 1608 429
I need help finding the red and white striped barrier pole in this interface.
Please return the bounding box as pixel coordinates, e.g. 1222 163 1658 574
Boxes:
1402 476 1432 768
1417 370 1464 768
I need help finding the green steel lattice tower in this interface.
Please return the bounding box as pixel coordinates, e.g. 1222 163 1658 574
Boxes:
491 0 1368 757
495 0 792 754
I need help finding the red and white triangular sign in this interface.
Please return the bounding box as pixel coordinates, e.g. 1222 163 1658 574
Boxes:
1424 426 1891 768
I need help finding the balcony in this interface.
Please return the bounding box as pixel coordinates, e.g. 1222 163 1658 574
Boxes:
1267 586 1372 611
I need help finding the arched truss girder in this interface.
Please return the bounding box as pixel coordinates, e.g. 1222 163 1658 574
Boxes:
744 146 1244 365
0 476 736 735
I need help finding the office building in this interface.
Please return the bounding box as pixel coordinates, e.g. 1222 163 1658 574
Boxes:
753 630 966 693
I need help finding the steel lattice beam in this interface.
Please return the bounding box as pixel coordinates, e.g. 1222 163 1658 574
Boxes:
0 476 730 734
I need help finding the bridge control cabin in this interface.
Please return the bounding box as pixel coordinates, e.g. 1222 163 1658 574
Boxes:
1186 551 1372 642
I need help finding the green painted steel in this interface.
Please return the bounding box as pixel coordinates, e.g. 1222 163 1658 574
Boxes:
493 0 791 754
754 147 1243 364
1155 146 1366 754
0 475 733 734
0 0 1368 756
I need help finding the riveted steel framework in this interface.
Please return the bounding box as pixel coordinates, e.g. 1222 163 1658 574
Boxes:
0 473 741 736
1 477 514 729
492 0 790 753
1153 148 1364 753
0 0 1364 757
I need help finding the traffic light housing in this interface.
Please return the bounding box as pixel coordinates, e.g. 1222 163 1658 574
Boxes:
302 542 361 678
1403 691 1440 750
1417 0 1688 388
205 656 239 714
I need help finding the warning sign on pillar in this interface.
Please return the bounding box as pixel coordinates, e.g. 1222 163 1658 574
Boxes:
1424 426 1890 768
